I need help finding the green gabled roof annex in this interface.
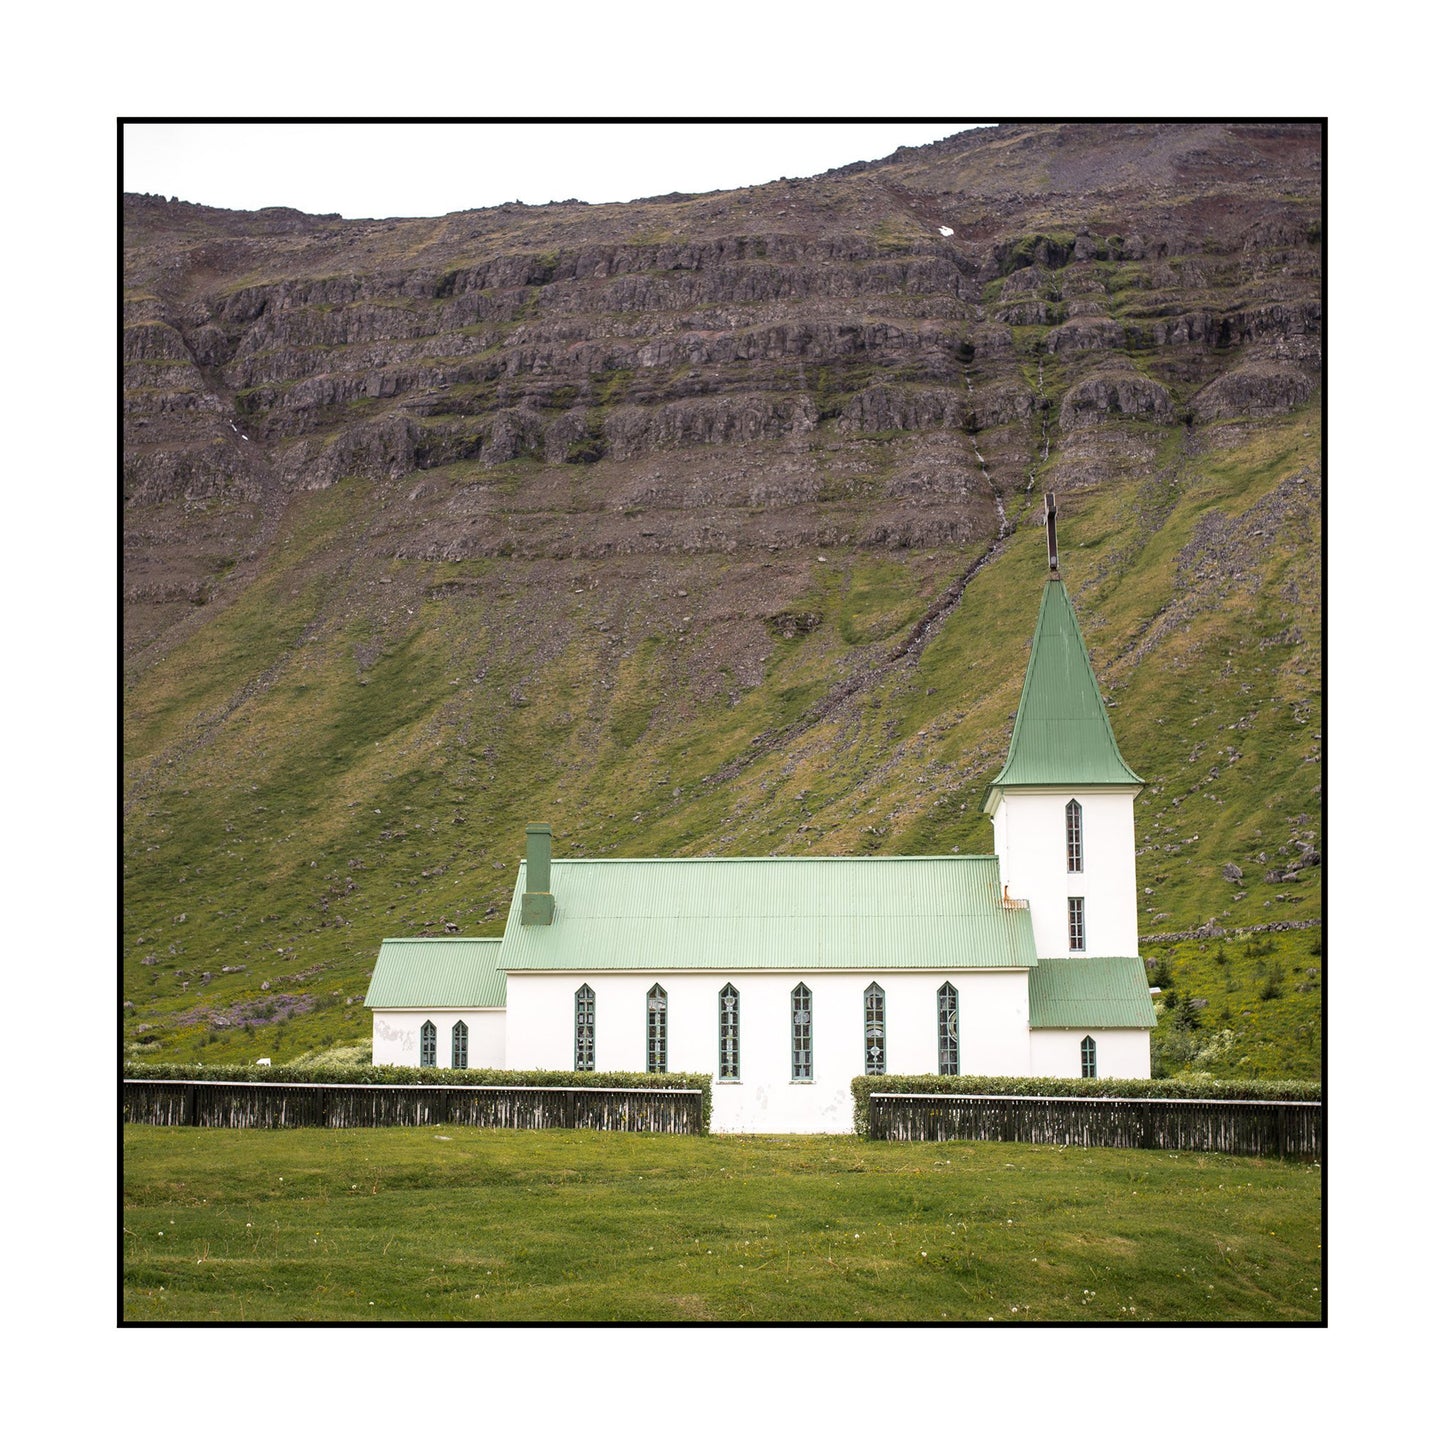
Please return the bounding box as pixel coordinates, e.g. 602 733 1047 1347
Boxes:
988 577 1142 800
364 937 506 1009
497 855 1038 972
1028 956 1156 1029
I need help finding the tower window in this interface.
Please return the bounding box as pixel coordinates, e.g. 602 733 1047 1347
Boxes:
1081 1035 1097 1079
451 1019 468 1069
1068 897 1086 952
420 1019 437 1068
718 984 740 1080
575 985 595 1072
791 983 813 1081
937 982 959 1076
1066 799 1083 872
863 982 886 1076
646 984 668 1073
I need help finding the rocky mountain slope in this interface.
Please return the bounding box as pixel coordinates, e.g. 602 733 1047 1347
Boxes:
123 122 1322 1073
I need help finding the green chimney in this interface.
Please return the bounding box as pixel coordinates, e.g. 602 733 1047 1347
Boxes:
520 823 555 925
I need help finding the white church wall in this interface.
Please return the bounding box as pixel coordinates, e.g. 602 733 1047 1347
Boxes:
504 971 1031 1133
992 788 1140 957
1028 1027 1151 1080
371 1009 506 1069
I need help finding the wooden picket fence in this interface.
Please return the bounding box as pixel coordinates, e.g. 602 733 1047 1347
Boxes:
123 1079 704 1134
868 1093 1321 1159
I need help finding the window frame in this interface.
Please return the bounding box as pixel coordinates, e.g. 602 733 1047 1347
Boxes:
420 1019 437 1068
791 983 813 1081
1066 798 1083 873
574 984 596 1072
646 983 668 1073
718 984 740 1081
451 1018 468 1070
1081 1034 1097 1079
937 982 959 1076
1068 896 1086 952
863 981 886 1076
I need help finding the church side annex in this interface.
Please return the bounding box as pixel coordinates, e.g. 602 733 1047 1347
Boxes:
365 496 1157 1132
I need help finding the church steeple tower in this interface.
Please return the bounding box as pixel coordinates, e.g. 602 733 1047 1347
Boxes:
985 498 1143 958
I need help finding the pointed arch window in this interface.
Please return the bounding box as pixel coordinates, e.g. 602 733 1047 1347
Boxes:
1066 799 1083 872
646 985 668 1072
575 985 596 1072
864 982 886 1075
937 983 959 1076
1081 1035 1097 1079
420 1019 437 1068
718 984 740 1081
451 1019 468 1069
791 983 813 1081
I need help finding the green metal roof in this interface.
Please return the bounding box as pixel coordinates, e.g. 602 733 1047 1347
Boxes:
987 578 1142 802
1028 956 1156 1029
364 938 506 1009
496 855 1038 973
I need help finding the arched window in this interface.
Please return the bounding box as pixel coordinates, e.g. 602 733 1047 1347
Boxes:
646 984 668 1073
420 1019 437 1068
1081 1035 1097 1079
791 983 813 1081
1066 799 1083 872
575 985 596 1072
864 982 886 1075
451 1019 468 1070
1068 896 1086 952
718 984 740 1080
937 983 959 1076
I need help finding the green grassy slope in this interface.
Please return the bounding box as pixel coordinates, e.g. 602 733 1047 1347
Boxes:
123 403 1320 1076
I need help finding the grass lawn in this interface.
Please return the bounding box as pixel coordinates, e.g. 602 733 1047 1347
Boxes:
123 1126 1322 1323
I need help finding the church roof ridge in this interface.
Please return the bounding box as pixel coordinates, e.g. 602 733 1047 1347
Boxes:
511 853 1002 865
987 576 1142 802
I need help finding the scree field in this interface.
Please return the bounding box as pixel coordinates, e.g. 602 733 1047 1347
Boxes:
123 1126 1322 1322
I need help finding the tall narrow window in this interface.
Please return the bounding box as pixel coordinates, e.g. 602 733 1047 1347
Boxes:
451 1019 468 1069
863 982 886 1075
1081 1035 1097 1079
1066 799 1083 872
791 983 813 1081
646 984 668 1072
1068 897 1086 952
420 1019 437 1068
575 985 596 1072
937 983 959 1075
718 984 740 1081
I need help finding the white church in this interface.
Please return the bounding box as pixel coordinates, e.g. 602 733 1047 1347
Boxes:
366 502 1157 1132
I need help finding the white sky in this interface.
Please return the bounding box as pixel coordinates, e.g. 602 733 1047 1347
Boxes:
122 121 986 219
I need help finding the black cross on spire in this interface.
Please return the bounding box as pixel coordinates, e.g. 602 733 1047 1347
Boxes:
1045 491 1059 575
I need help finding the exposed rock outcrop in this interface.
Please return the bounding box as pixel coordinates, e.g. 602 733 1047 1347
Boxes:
1060 370 1174 430
1190 362 1316 422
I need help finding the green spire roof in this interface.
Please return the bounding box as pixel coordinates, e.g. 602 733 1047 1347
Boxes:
987 577 1142 799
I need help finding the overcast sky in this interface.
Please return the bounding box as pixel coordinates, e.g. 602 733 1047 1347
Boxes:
122 121 987 220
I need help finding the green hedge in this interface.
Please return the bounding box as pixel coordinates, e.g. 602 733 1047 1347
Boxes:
850 1074 1321 1136
125 1062 713 1134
